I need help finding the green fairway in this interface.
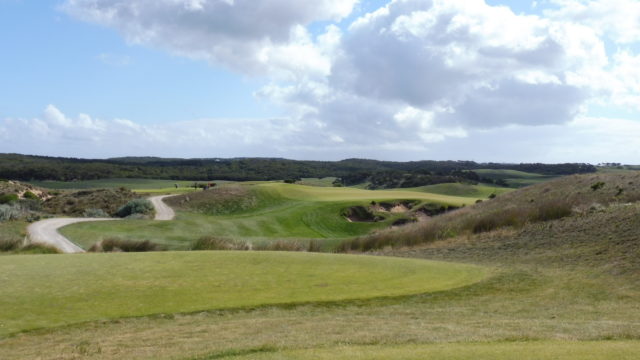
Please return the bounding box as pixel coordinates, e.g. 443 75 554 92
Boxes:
218 341 640 360
408 183 513 198
0 252 487 336
475 169 557 188
60 183 476 250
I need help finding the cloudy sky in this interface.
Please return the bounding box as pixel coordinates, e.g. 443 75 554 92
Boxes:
1 0 639 163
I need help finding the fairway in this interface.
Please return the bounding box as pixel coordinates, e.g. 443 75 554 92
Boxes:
0 252 487 336
219 341 640 360
60 183 478 250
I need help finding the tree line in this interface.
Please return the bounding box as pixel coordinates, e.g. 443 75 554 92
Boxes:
0 153 597 183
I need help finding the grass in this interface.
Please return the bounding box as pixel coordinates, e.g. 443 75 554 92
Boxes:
29 178 218 190
0 251 487 336
339 172 640 252
215 341 640 360
60 183 476 250
475 169 557 188
408 183 513 198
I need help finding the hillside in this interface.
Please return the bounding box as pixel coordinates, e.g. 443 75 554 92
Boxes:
341 172 640 253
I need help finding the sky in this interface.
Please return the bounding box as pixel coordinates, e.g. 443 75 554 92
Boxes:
0 0 639 163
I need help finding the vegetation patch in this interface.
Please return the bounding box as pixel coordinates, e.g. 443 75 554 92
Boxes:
217 341 640 360
89 238 162 252
339 172 640 252
42 188 137 217
165 185 261 215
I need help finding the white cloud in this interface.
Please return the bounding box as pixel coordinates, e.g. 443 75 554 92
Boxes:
62 0 357 79
52 0 640 161
546 0 640 44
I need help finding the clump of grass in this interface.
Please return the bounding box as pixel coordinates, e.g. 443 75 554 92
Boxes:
83 208 110 218
22 191 39 200
191 236 251 251
90 238 161 252
18 243 61 254
0 237 22 252
254 240 306 252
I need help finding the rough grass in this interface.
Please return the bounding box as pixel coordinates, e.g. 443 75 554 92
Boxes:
214 341 640 360
42 188 138 217
475 169 558 188
89 238 161 252
0 252 487 337
339 172 640 252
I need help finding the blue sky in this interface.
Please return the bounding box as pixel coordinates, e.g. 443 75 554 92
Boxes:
1 0 639 162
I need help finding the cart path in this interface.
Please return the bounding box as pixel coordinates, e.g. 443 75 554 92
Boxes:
149 195 176 221
27 195 177 253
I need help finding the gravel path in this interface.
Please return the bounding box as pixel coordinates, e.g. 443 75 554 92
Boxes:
149 195 176 221
27 195 177 253
26 218 120 253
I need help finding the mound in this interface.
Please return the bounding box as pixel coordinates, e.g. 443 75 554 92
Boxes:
0 180 49 201
42 188 137 216
164 185 261 215
342 172 640 252
0 252 487 336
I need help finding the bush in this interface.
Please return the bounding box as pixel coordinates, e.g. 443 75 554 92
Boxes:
83 208 110 218
0 204 22 221
116 199 154 218
0 194 19 204
90 238 161 252
22 191 39 200
191 236 250 251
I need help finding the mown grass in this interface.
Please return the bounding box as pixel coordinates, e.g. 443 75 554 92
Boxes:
0 251 487 337
475 169 557 188
60 183 475 250
408 183 513 198
214 341 640 360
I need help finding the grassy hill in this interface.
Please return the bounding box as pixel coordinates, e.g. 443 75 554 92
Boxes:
59 183 477 250
340 171 640 252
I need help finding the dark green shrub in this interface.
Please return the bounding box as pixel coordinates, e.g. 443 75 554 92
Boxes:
591 182 605 191
116 199 154 218
0 194 19 204
23 191 39 200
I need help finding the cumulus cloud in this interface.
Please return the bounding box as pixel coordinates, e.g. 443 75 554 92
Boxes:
62 0 357 79
55 0 640 160
546 0 640 44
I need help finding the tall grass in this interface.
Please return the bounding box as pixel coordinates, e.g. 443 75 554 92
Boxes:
89 238 161 252
338 197 577 252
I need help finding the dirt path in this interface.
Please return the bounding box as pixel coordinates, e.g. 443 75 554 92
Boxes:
26 218 120 253
149 195 176 221
27 195 177 253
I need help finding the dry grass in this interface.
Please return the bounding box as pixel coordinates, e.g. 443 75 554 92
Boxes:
338 172 640 252
43 188 137 216
89 238 162 252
